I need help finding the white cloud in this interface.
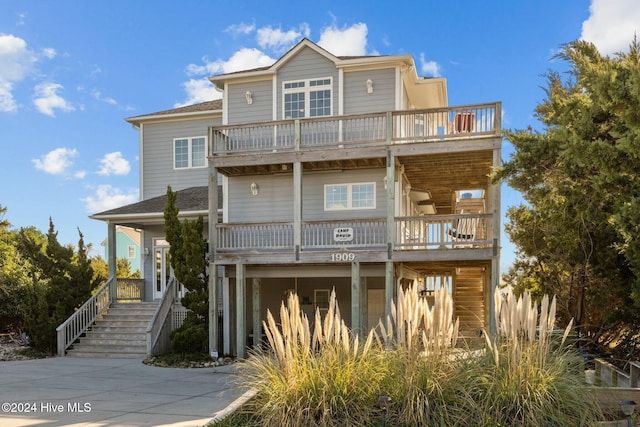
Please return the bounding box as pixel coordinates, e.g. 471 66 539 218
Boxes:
581 0 640 55
97 152 130 176
225 22 256 36
83 185 139 213
257 24 310 53
32 147 78 175
190 48 276 77
74 170 86 179
0 33 37 112
41 47 56 59
0 81 17 112
91 89 117 105
176 78 221 107
179 48 275 106
317 23 368 56
33 82 74 116
419 53 441 77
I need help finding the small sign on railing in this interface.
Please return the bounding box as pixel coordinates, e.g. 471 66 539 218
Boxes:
333 227 354 242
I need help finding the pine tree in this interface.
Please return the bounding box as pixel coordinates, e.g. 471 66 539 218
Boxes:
496 37 640 356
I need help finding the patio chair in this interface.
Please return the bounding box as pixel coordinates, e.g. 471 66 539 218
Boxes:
448 216 478 244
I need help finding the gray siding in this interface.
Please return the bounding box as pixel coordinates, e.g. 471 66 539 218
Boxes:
227 80 273 125
227 168 386 223
343 68 396 115
142 117 221 199
275 48 339 119
303 169 386 220
227 175 294 222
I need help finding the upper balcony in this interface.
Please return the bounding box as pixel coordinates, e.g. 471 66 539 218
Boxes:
209 102 501 161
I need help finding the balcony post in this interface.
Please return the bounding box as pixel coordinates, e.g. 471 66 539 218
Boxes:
386 149 395 259
489 147 502 336
209 167 219 357
351 262 361 337
236 263 246 358
107 220 117 302
293 162 302 259
252 278 262 347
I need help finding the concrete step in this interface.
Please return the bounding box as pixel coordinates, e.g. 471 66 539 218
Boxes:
89 326 148 333
90 319 150 328
67 302 158 358
69 344 147 353
83 331 146 340
66 349 147 358
101 312 157 320
79 337 146 346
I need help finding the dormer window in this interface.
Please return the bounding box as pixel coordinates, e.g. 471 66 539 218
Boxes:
283 78 332 119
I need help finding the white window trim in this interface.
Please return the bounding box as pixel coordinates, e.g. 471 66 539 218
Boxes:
324 182 376 211
173 136 208 170
282 77 333 119
127 245 135 259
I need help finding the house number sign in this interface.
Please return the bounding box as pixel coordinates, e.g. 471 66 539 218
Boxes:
333 227 354 242
331 252 356 262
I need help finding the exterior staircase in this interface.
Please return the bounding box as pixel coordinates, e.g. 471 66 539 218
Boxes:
66 302 158 358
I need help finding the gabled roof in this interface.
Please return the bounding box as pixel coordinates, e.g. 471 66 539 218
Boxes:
207 38 448 107
209 38 413 89
91 186 209 222
125 100 222 126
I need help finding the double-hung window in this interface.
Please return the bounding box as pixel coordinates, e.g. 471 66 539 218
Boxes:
283 78 332 119
174 136 207 169
324 182 376 211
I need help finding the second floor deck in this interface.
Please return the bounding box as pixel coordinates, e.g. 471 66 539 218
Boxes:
209 102 501 158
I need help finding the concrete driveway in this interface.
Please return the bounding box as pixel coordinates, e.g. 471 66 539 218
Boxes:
0 357 247 427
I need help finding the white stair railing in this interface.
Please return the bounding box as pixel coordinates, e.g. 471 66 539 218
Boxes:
146 277 177 357
56 278 112 357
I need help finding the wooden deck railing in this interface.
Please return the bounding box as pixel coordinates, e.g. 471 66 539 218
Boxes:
210 103 500 155
216 213 492 252
302 218 387 249
395 214 493 249
146 276 178 357
116 278 144 302
56 278 112 357
217 222 294 251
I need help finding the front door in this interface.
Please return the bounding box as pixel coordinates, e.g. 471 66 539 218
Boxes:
154 240 171 300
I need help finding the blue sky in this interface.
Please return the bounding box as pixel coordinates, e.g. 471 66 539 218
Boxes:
1 0 638 272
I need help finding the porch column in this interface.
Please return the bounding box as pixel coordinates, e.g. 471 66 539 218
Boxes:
385 148 396 260
208 167 219 357
490 147 502 336
293 162 302 259
223 277 232 355
252 278 262 347
385 261 394 331
351 262 361 336
208 264 218 358
236 263 246 358
107 220 117 301
360 277 368 332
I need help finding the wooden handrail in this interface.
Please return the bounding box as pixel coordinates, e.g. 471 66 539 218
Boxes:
56 278 112 357
209 102 501 155
146 277 177 357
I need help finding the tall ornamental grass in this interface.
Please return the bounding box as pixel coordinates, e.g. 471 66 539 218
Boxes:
378 282 469 426
239 284 603 427
471 287 603 426
243 290 386 426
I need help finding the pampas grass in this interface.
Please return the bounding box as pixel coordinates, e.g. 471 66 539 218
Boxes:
473 286 602 426
238 284 603 427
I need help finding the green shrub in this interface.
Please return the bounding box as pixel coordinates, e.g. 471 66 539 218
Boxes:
170 312 208 353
